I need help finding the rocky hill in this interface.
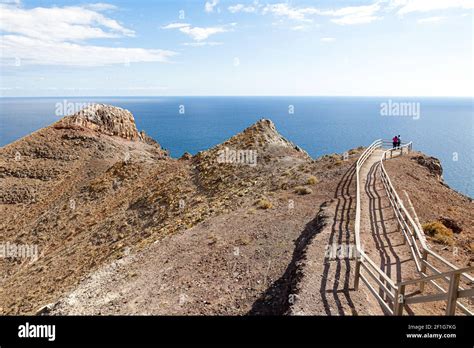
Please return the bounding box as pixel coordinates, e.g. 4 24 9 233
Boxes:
0 105 471 315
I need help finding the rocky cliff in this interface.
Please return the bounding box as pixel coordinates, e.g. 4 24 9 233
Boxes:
54 104 143 141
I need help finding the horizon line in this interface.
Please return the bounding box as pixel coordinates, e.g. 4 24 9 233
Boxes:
1 95 473 98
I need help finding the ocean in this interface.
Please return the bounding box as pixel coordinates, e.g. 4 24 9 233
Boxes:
0 97 472 197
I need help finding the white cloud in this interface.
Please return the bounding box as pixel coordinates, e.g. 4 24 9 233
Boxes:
182 41 223 47
262 3 314 22
228 3 258 13
417 16 445 23
0 3 177 66
0 3 134 41
320 3 382 25
320 37 336 42
205 0 219 13
0 34 176 66
391 0 474 15
162 22 190 29
259 2 381 25
229 1 464 26
85 3 118 11
162 22 232 41
180 25 227 41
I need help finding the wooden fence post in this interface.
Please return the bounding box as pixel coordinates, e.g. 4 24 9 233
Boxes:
354 259 361 290
419 250 428 292
446 273 461 315
394 284 406 315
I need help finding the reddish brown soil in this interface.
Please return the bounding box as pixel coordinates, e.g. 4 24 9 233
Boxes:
1 105 471 316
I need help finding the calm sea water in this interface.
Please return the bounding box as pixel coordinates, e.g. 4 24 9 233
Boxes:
0 97 472 197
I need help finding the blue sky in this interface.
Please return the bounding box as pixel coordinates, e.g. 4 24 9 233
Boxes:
0 0 472 96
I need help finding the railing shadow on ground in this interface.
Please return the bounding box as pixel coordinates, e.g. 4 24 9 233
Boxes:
366 162 398 302
248 163 360 316
319 163 357 315
366 161 417 315
354 140 474 316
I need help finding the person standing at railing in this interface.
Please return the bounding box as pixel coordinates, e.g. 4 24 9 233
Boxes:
392 135 398 148
397 135 401 148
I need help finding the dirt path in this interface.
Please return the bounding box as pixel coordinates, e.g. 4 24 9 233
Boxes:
360 149 416 281
358 149 450 315
288 164 382 315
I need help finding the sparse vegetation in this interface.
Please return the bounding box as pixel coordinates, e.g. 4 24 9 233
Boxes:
255 198 273 209
307 175 319 185
422 221 454 245
295 186 313 195
349 146 364 155
236 235 252 245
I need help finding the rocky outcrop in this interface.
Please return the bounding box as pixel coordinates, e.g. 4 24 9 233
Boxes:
179 152 192 160
191 118 313 199
54 104 142 141
233 119 309 155
412 155 443 179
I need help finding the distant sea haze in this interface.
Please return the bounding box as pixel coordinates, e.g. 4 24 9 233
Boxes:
0 96 472 197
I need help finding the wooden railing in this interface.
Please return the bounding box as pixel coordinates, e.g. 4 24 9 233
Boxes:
353 139 399 314
394 267 474 315
353 140 474 315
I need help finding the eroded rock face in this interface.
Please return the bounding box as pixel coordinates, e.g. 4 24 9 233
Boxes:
55 104 142 141
412 155 443 178
244 119 307 152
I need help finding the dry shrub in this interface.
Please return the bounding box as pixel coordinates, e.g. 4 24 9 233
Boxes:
307 175 319 185
295 186 313 195
255 198 272 209
422 221 454 245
